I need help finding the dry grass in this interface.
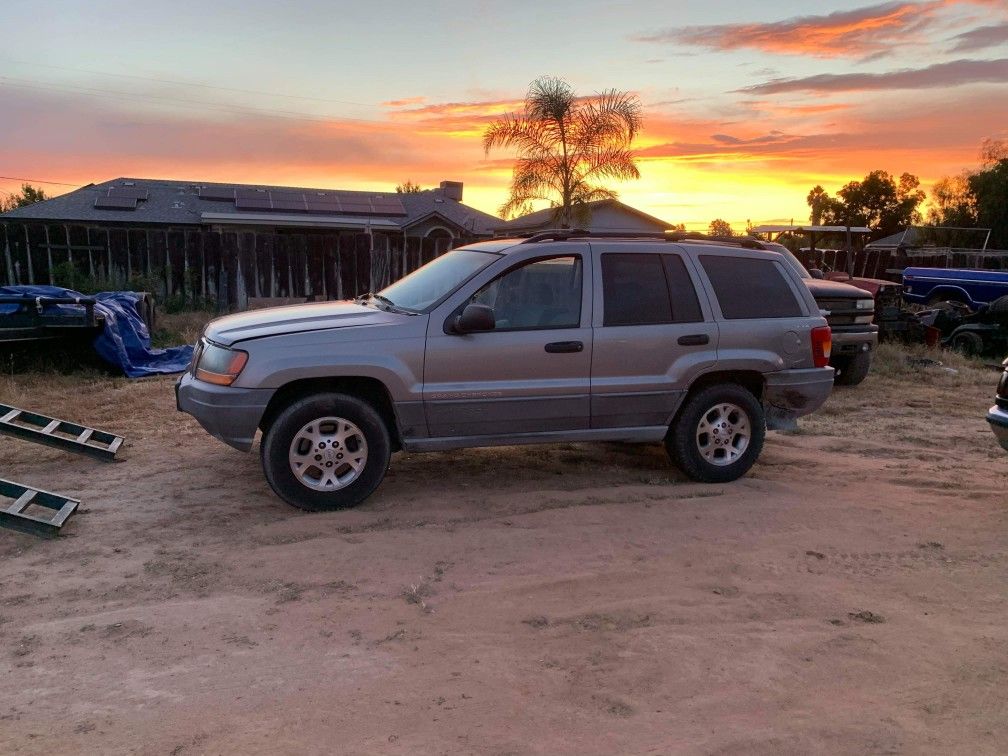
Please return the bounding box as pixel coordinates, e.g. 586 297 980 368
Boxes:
0 340 999 463
150 310 214 348
795 341 1001 457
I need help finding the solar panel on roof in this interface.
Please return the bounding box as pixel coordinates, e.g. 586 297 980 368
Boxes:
94 196 138 210
371 197 407 216
338 197 375 214
108 186 150 200
199 186 236 201
235 188 268 200
270 195 307 211
305 200 342 214
235 197 272 210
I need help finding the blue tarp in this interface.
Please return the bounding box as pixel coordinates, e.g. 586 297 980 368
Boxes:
0 285 194 378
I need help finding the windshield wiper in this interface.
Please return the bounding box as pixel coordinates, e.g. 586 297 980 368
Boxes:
356 292 418 315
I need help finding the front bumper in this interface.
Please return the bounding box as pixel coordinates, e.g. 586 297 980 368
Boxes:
763 367 835 430
987 405 1008 452
175 372 274 452
830 325 878 355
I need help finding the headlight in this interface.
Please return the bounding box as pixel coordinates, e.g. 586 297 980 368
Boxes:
195 342 248 386
856 299 874 310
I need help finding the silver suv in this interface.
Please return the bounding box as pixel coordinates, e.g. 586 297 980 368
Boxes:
177 232 834 510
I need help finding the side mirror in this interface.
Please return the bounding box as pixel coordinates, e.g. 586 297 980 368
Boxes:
809 268 825 279
453 303 495 334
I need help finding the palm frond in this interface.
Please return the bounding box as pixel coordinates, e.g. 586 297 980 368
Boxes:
484 77 642 223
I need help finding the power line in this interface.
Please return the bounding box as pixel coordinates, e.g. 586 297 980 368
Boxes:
0 56 377 108
0 175 79 187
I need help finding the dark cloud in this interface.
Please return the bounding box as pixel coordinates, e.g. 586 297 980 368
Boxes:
740 58 1008 94
949 23 1008 52
710 131 788 146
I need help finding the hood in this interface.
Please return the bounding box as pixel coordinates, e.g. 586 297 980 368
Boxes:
826 272 900 296
204 301 405 346
804 278 872 300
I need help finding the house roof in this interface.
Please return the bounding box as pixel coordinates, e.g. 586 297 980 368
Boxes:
492 199 674 233
0 177 500 236
751 224 872 235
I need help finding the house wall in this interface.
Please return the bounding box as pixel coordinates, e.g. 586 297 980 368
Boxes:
499 205 671 236
403 217 465 239
576 205 670 232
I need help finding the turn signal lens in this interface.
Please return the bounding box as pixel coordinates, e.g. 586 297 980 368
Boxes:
195 343 248 386
811 326 832 368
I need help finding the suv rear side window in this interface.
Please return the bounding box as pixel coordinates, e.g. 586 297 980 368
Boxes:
601 253 702 326
699 255 803 319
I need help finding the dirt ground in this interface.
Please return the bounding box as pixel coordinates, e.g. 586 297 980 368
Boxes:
0 345 1006 755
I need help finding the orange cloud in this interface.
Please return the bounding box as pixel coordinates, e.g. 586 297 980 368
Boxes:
383 98 525 138
635 2 943 58
3 70 1005 232
381 96 427 107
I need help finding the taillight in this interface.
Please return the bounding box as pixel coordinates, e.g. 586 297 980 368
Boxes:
811 326 832 368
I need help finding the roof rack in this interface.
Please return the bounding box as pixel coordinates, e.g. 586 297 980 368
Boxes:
519 229 770 250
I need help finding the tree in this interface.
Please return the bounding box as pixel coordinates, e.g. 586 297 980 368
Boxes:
969 157 1008 249
483 76 643 226
395 180 422 194
805 171 924 239
926 173 975 227
708 219 734 237
979 137 1008 169
0 183 47 212
806 185 840 226
926 139 1008 248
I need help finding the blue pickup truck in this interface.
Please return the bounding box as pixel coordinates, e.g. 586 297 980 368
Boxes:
903 267 1008 310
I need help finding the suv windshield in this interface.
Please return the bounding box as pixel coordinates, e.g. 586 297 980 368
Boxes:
378 248 499 312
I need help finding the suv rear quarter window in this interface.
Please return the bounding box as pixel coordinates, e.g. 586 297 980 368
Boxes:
601 252 703 326
699 255 803 319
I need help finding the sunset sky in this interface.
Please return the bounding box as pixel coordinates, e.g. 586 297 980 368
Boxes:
1 0 1006 230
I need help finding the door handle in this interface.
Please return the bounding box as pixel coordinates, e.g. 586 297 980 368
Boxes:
545 341 584 353
677 334 710 346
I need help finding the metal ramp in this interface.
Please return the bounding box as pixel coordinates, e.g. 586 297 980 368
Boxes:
0 403 123 461
0 479 80 537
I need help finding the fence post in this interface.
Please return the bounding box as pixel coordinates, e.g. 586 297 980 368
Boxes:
2 223 13 285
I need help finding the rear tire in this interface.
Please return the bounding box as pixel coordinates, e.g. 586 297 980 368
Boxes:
833 349 872 386
666 383 766 483
950 330 984 358
987 295 1008 314
261 392 391 511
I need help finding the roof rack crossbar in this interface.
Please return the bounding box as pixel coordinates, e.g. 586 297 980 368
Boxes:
518 229 769 250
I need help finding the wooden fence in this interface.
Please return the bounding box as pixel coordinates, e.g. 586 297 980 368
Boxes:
1 222 476 310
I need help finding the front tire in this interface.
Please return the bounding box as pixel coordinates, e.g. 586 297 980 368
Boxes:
261 392 391 511
666 383 766 483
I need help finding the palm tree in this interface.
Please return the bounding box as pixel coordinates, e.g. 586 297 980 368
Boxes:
483 76 643 227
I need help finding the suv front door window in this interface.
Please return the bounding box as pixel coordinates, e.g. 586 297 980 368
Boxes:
468 255 582 330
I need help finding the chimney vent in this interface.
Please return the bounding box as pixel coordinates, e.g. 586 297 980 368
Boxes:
439 181 463 202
